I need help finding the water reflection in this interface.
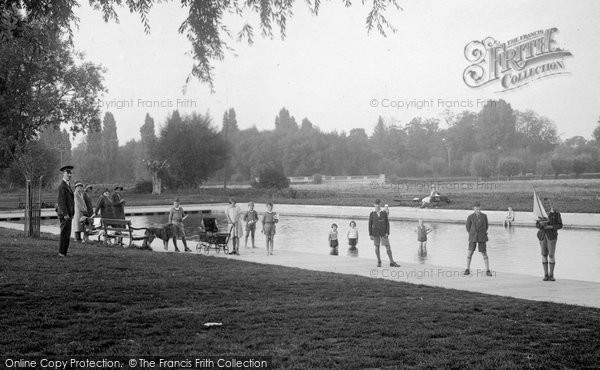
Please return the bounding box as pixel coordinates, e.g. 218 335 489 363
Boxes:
347 247 359 257
124 211 600 282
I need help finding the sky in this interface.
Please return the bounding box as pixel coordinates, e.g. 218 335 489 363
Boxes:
71 0 600 145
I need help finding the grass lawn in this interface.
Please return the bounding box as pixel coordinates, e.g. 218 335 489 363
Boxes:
1 228 599 368
2 178 599 213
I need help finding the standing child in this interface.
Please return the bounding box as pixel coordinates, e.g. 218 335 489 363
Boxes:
243 202 259 248
347 220 359 257
416 219 432 257
169 198 191 252
261 202 278 255
329 223 339 255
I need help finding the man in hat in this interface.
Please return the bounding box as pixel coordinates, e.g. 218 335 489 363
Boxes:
464 202 492 276
368 198 400 268
111 186 126 220
57 165 75 256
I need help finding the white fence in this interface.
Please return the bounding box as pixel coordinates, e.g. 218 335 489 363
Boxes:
288 174 385 184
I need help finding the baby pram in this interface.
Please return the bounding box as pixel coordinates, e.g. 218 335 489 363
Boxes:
196 217 231 254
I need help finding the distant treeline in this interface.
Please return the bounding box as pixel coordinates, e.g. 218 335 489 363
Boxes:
3 99 600 190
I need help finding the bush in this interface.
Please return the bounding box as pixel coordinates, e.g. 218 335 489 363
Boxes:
573 154 592 178
469 152 492 178
550 152 573 179
497 157 524 178
133 180 153 194
253 167 290 189
312 173 323 184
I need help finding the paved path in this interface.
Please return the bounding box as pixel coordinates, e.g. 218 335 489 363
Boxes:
2 203 600 229
2 221 599 309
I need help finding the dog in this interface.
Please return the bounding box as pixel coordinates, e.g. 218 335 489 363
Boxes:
142 224 176 251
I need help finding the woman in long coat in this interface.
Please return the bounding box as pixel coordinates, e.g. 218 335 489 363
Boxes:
111 186 126 219
72 182 88 242
83 185 94 218
94 189 115 219
225 198 244 255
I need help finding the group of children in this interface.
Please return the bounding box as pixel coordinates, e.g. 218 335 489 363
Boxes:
328 217 433 257
225 199 278 256
328 221 360 256
169 199 437 258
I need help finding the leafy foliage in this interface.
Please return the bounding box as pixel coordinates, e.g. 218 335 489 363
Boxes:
572 154 592 178
156 111 228 188
476 99 517 151
550 150 574 178
253 167 290 189
497 157 524 178
0 8 105 177
469 152 492 178
2 0 402 91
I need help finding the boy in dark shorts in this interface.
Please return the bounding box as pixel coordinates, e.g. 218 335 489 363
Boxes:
464 202 492 276
243 201 259 248
368 199 400 268
536 197 563 281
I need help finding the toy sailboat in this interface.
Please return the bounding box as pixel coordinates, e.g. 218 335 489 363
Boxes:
533 189 548 221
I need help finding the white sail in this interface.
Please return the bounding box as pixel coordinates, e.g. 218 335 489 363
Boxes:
533 190 548 220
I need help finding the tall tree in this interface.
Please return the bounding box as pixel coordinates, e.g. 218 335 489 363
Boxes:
515 110 559 154
300 118 314 131
222 108 239 134
475 99 517 153
83 127 104 183
156 111 228 188
371 116 388 153
101 112 119 182
116 139 138 183
0 11 105 178
134 113 157 181
274 108 298 133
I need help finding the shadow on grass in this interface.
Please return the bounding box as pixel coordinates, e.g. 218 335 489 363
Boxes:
1 229 599 368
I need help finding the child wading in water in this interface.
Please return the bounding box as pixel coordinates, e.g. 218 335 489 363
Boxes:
416 219 432 257
329 223 339 255
261 202 278 255
504 206 515 227
347 220 359 257
169 198 191 252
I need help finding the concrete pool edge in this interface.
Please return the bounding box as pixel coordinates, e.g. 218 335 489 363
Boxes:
2 222 599 309
1 203 599 230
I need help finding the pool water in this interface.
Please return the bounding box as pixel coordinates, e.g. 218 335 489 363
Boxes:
124 212 600 282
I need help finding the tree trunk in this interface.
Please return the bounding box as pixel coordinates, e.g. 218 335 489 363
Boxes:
151 170 162 195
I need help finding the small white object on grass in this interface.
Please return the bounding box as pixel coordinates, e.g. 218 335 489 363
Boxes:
204 322 222 327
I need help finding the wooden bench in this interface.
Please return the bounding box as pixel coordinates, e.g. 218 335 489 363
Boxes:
98 219 131 247
98 218 150 248
129 225 151 248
